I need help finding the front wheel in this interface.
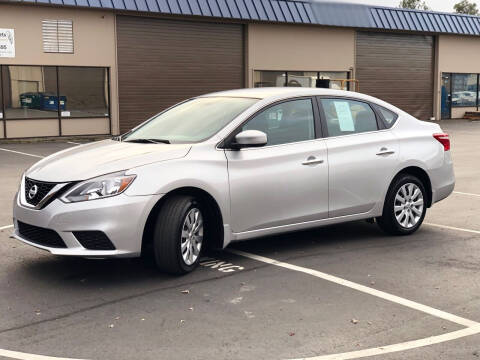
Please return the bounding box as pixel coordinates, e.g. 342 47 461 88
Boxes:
153 195 205 274
377 174 427 235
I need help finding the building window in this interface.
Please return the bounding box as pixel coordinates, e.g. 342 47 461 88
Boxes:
1 66 58 119
42 19 74 54
0 65 110 120
452 73 478 107
254 71 350 90
58 67 109 118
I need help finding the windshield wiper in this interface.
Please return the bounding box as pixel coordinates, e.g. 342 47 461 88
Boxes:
124 138 170 144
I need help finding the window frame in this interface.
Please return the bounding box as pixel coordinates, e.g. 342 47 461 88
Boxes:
220 96 323 150
448 72 480 109
253 70 351 90
316 96 385 139
0 64 111 122
373 104 399 129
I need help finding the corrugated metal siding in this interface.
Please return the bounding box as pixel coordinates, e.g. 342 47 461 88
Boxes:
116 16 244 133
370 7 480 35
356 31 434 120
17 0 480 35
20 0 315 24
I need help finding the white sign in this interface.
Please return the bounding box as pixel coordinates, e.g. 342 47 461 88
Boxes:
334 101 355 131
0 29 15 58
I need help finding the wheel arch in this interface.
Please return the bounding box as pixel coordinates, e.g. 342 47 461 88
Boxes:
141 186 225 257
392 166 432 208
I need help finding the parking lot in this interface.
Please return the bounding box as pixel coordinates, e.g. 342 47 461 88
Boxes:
1 120 480 360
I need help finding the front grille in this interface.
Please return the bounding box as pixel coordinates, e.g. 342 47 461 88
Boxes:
24 178 57 206
17 221 67 248
73 231 116 250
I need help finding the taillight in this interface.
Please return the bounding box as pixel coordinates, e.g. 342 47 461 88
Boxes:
433 133 450 151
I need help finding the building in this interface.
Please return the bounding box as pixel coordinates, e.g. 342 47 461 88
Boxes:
0 0 480 139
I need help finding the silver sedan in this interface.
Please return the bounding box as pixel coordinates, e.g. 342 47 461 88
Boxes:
13 88 455 274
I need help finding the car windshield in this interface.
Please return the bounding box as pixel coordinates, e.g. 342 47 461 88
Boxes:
122 97 258 143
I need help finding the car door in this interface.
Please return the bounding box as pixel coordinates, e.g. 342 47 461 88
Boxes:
225 97 329 234
318 97 399 218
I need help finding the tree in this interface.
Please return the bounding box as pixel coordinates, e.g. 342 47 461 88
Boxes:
454 0 479 15
398 0 430 10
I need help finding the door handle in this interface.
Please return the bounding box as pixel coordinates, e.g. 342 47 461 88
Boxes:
302 156 324 166
376 147 395 156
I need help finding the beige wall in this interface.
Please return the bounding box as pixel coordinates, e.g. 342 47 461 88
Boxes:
61 117 110 136
247 23 355 87
6 119 59 138
0 4 118 137
435 35 480 119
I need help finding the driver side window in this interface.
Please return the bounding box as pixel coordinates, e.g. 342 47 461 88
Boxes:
242 99 315 146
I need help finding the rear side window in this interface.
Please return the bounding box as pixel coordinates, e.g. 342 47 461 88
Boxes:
375 105 398 128
320 99 378 137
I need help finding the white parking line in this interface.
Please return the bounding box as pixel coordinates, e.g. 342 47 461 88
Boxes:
0 224 13 231
0 148 44 159
66 141 81 145
292 325 480 360
227 249 478 328
425 222 480 235
0 348 84 360
453 191 480 198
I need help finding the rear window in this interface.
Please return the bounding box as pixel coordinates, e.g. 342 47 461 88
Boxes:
375 105 398 129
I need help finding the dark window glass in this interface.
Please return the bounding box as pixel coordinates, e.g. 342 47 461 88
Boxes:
452 74 477 107
375 105 398 128
254 71 350 90
243 99 315 146
2 65 58 119
0 67 3 122
58 67 109 118
318 72 349 90
321 99 378 137
254 71 286 87
286 72 317 87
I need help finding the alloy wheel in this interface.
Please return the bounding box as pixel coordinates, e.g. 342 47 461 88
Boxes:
180 208 204 265
394 183 424 229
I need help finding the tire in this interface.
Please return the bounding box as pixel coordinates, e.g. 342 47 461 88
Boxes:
152 195 205 274
377 174 427 236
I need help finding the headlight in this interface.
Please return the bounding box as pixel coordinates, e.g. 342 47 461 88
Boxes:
60 172 136 203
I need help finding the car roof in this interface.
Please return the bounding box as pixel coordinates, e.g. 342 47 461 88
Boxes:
201 87 358 100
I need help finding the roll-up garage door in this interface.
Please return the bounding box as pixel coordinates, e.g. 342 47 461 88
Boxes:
356 32 434 120
116 16 244 133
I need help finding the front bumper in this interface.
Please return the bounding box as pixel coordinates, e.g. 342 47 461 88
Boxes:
13 192 162 258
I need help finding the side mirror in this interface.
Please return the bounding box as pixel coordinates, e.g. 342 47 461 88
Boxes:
231 130 267 149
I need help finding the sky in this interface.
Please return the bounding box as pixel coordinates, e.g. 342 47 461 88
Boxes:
330 0 478 13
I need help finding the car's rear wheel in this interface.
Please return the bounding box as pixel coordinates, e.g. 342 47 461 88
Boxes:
377 174 427 235
153 195 204 274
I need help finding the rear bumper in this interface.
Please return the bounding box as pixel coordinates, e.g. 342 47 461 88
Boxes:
13 192 162 258
430 151 455 205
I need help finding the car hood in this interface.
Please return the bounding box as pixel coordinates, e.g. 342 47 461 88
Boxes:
26 140 191 182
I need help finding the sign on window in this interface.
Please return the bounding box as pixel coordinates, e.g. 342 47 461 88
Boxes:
333 101 355 131
0 29 15 58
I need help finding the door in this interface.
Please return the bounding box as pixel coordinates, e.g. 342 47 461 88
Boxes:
225 98 329 233
441 73 452 120
116 16 244 133
356 31 434 120
319 98 399 218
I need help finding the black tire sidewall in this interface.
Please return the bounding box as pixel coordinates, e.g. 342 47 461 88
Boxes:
382 175 427 235
153 196 205 274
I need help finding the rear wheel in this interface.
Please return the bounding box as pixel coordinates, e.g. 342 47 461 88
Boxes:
377 174 427 235
152 195 204 274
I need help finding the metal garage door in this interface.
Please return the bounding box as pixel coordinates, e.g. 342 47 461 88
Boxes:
356 32 434 120
116 16 245 133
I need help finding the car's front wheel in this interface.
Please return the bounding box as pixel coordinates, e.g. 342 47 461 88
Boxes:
377 174 427 235
153 195 204 274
